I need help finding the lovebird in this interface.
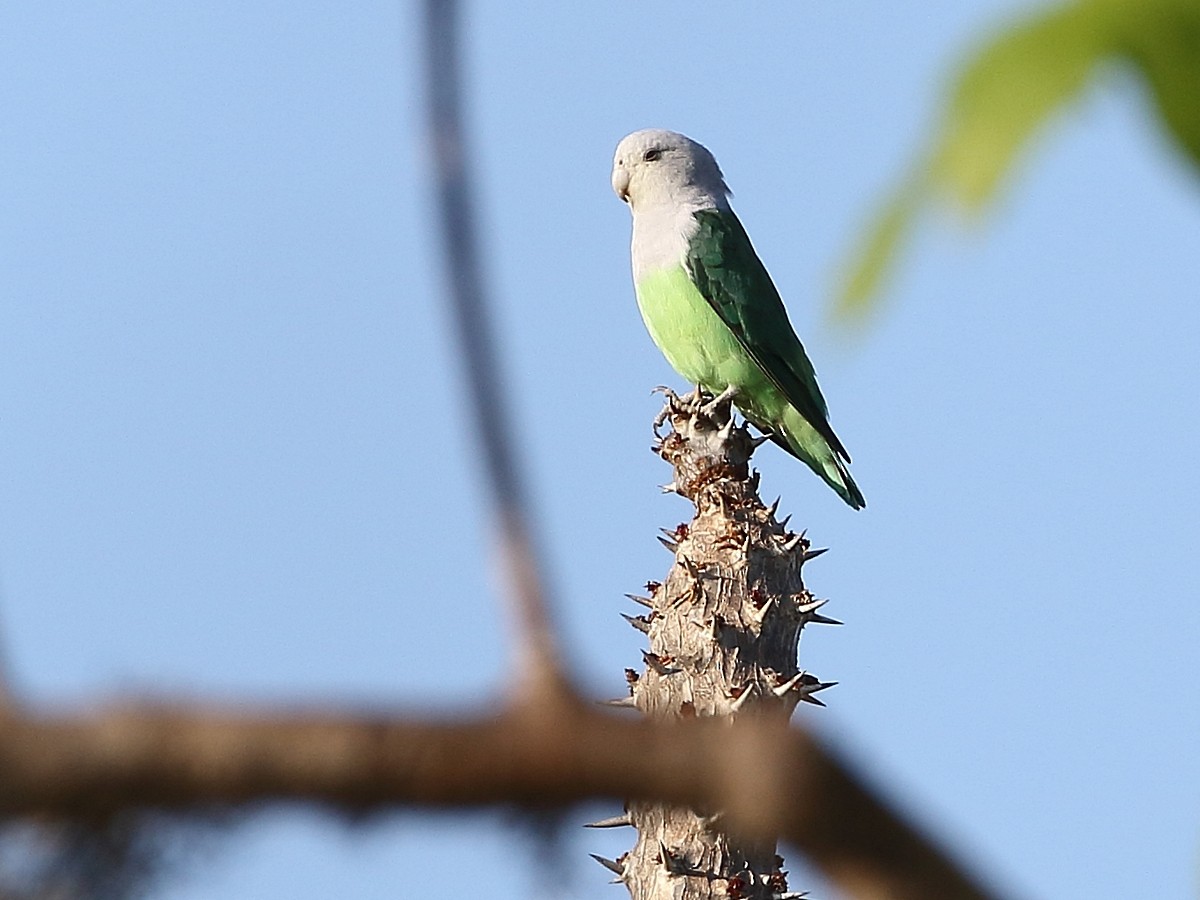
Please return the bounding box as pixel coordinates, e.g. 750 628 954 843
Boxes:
611 129 864 509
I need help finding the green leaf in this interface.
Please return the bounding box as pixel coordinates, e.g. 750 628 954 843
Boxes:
833 0 1121 319
833 173 924 324
934 0 1116 212
1114 0 1200 171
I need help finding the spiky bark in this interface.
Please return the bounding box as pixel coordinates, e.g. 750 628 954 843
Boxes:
599 394 835 900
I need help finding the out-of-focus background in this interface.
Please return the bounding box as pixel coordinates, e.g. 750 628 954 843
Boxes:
2 2 1198 897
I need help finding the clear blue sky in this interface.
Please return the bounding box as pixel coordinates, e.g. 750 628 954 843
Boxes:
3 2 1198 898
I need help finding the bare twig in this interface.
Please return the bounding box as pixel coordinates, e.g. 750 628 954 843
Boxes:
420 0 564 695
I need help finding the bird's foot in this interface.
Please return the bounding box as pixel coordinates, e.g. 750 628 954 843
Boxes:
651 386 681 436
700 384 738 422
652 384 736 441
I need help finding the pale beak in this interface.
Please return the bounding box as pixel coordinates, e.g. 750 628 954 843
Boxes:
611 164 631 203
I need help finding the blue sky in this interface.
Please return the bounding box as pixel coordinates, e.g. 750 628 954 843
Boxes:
3 2 1199 898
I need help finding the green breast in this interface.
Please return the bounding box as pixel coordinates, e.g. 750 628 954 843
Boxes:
635 265 762 393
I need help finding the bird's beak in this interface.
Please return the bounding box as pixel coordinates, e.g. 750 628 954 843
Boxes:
611 165 630 203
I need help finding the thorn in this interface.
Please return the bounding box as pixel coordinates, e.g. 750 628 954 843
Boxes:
748 470 761 492
748 595 776 624
749 433 771 448
624 593 652 608
717 414 736 440
798 599 842 625
678 556 700 579
763 496 782 525
802 547 829 562
622 613 651 633
729 685 755 712
584 814 631 829
778 514 791 531
660 482 680 494
782 533 806 552
808 613 842 626
800 679 837 706
774 672 837 707
772 672 806 698
602 696 638 709
590 853 625 877
658 841 696 876
642 650 682 675
796 597 828 614
658 536 679 553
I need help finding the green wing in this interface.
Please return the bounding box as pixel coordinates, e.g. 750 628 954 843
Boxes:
685 208 851 462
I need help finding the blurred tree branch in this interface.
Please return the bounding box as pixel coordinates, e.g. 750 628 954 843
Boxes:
421 0 566 696
0 699 997 900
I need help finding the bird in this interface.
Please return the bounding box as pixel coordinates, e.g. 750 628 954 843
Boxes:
612 128 864 509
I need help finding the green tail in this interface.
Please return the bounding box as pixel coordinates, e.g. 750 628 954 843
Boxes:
775 406 866 510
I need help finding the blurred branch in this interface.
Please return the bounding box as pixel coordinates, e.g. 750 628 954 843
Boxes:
0 701 999 900
421 0 566 695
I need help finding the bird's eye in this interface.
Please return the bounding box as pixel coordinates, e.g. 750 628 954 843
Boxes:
643 148 663 162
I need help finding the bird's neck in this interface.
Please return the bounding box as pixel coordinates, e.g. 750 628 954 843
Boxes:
630 194 726 281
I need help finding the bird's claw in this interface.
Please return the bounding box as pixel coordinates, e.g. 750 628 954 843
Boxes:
653 384 738 439
651 386 681 436
653 385 706 435
700 384 738 421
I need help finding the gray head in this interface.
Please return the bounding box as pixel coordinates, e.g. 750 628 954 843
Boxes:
611 129 731 212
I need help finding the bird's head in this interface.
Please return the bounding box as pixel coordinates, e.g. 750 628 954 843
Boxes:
611 129 730 211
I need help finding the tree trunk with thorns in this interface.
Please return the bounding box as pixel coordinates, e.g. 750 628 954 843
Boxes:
591 392 837 900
